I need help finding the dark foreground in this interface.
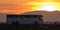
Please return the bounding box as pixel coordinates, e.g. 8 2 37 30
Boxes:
1 23 60 30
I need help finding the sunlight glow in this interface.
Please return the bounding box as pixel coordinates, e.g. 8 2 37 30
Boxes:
37 2 58 11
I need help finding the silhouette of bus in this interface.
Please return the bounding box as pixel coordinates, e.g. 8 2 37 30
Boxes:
6 15 43 24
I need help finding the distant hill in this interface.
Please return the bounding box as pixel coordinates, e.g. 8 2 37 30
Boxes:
21 11 60 15
0 11 60 23
21 11 60 22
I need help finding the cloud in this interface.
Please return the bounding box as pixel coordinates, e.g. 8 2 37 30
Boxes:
0 4 18 10
0 0 35 14
0 3 32 14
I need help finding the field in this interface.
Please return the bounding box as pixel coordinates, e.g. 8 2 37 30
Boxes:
1 23 60 30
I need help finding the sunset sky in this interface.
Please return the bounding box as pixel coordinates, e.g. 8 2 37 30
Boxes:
0 0 60 14
0 0 60 23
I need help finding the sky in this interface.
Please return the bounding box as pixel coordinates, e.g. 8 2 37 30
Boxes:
0 0 60 14
0 0 60 23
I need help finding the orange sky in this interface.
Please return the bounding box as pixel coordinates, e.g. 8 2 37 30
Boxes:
0 0 60 14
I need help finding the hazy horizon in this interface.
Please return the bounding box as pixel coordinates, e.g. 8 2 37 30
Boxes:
0 11 60 23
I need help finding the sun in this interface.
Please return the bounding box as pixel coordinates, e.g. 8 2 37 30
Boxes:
37 2 58 12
